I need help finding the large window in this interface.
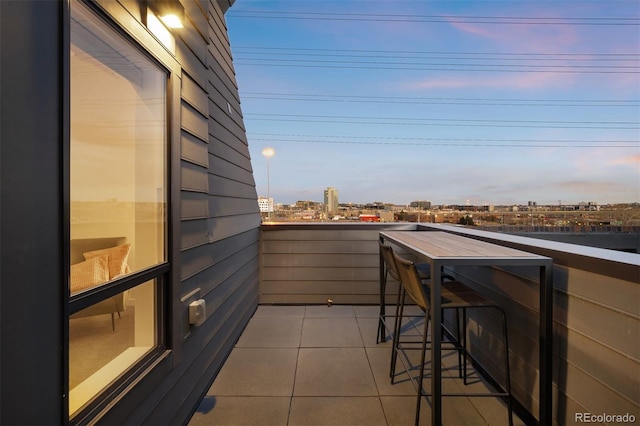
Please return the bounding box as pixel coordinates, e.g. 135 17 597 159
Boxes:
69 1 168 417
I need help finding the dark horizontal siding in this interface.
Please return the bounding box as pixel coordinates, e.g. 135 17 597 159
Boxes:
183 0 208 41
208 173 257 198
209 153 254 183
208 118 249 152
182 191 209 220
182 102 209 141
126 0 261 424
181 160 208 192
182 73 208 117
176 37 208 88
181 132 209 167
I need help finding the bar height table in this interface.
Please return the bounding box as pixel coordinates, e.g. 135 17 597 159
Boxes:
380 230 553 425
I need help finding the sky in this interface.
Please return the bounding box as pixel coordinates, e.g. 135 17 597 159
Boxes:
225 1 640 206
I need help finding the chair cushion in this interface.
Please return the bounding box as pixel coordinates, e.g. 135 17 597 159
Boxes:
70 255 109 293
83 243 131 280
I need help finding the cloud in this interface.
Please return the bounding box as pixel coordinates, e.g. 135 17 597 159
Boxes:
402 71 569 91
606 154 640 167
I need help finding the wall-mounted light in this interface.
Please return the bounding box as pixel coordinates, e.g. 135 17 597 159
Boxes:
148 0 184 29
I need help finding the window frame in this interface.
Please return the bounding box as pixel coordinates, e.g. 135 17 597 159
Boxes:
63 0 182 423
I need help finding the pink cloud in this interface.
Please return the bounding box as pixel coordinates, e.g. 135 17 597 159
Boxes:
445 12 580 55
606 155 640 167
402 71 570 90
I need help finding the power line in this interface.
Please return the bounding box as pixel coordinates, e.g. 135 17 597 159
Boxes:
234 57 638 70
230 11 639 26
249 132 638 147
240 92 639 108
234 60 638 74
234 48 639 63
234 46 640 58
247 136 637 149
244 113 640 129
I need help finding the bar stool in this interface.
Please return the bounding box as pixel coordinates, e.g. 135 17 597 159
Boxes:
377 239 453 344
392 251 513 426
377 239 428 343
381 242 463 380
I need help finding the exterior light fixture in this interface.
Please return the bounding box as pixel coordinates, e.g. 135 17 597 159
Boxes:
148 0 184 29
160 14 183 29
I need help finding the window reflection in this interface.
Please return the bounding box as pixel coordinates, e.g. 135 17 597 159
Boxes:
69 0 166 416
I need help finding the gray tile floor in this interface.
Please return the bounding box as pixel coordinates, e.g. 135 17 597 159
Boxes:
189 305 523 426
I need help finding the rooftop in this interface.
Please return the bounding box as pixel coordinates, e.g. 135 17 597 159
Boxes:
189 304 525 426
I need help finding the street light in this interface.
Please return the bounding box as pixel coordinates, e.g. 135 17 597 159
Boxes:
262 147 275 220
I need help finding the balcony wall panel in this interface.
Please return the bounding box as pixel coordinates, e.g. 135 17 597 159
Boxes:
260 224 416 305
422 225 640 424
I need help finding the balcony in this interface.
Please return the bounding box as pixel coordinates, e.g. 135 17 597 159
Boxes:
190 223 639 425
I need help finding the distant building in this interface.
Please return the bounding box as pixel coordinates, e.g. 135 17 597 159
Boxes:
359 214 380 222
258 196 273 213
295 200 321 210
410 200 432 209
324 187 339 216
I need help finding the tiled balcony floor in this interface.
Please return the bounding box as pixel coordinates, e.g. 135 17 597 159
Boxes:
189 305 523 426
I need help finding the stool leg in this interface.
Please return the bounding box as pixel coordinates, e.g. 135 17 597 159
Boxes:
462 307 468 385
455 307 463 379
499 308 514 426
415 311 430 426
390 288 406 382
390 274 403 348
377 270 388 344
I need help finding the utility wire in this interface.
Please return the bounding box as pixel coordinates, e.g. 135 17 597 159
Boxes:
244 113 640 129
234 48 639 63
234 60 638 74
229 11 639 26
240 92 639 107
234 46 640 58
249 132 638 147
249 132 638 144
247 136 636 149
235 57 638 70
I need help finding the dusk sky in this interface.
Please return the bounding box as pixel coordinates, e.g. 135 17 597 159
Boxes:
226 1 639 206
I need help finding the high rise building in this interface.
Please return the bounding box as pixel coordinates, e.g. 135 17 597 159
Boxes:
324 187 339 216
258 196 273 213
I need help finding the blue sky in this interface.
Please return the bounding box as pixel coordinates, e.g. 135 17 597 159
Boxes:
225 1 639 206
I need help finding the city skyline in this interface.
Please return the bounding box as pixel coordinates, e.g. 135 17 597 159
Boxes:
227 1 640 206
260 190 622 209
